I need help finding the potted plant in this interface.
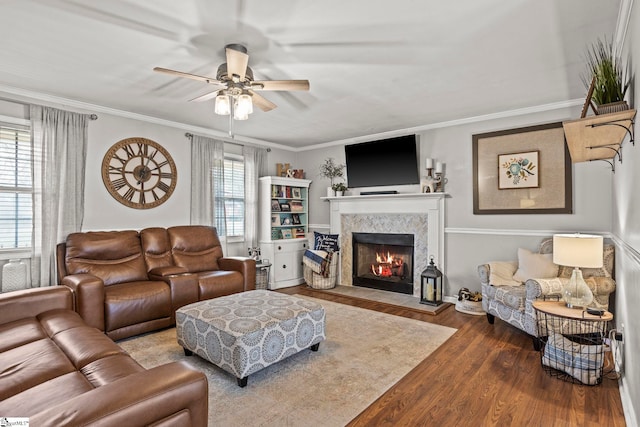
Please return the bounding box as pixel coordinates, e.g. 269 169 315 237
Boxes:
319 158 345 197
332 182 347 196
582 37 630 114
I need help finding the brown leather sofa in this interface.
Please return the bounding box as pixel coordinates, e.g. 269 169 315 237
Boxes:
0 286 208 426
57 225 256 340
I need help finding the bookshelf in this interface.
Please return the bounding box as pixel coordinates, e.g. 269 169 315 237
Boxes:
259 176 312 289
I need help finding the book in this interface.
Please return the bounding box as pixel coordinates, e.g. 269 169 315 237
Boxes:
281 229 293 239
290 200 303 212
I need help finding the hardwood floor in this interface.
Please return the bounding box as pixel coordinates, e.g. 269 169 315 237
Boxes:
281 286 626 426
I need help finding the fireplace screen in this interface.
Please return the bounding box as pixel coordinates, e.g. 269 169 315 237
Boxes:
352 232 414 294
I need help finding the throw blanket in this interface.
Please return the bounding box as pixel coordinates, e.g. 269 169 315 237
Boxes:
303 249 334 278
541 332 604 385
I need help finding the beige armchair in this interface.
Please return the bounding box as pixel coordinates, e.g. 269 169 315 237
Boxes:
478 238 615 349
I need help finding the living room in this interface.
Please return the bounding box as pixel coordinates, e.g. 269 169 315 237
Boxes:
0 1 638 426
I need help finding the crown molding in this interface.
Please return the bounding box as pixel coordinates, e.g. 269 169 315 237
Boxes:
0 83 583 153
296 99 584 152
0 84 293 151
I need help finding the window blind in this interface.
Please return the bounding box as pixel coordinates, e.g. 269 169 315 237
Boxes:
215 157 245 238
0 122 32 249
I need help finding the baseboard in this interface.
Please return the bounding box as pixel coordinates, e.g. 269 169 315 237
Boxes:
443 295 458 304
619 379 637 427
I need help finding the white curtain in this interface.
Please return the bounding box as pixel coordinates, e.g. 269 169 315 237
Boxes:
190 134 226 247
30 105 89 286
242 145 266 248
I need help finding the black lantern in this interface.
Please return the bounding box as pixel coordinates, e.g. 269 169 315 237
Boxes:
420 256 443 306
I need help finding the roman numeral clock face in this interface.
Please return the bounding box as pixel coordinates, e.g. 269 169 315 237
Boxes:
101 137 177 209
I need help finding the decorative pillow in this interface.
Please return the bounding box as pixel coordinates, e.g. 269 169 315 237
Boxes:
513 248 559 282
488 261 521 286
314 231 339 252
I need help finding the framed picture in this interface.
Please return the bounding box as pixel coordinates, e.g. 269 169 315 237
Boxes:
271 200 281 211
292 213 301 225
279 202 291 211
271 214 281 226
292 187 302 199
498 151 539 189
472 122 572 214
281 229 293 239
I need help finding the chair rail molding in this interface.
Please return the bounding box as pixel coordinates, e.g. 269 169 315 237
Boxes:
445 228 611 238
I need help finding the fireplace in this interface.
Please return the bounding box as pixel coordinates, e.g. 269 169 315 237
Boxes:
352 232 414 295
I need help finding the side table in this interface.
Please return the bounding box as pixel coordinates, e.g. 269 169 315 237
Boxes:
533 300 612 385
255 262 272 290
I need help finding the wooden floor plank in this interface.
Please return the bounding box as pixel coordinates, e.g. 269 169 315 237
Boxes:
280 286 627 426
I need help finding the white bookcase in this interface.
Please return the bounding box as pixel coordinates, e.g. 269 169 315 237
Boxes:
259 176 312 289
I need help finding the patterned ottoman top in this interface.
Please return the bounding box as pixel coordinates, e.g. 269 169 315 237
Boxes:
176 290 325 337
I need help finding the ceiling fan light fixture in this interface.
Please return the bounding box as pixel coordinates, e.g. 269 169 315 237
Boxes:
235 93 253 118
233 110 250 121
214 94 231 115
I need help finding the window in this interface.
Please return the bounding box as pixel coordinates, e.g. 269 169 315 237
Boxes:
215 156 244 238
0 121 32 250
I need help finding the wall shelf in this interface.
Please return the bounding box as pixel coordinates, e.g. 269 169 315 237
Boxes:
562 109 636 167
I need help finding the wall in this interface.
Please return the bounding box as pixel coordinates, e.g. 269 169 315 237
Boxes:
83 113 191 230
611 1 639 424
297 106 613 298
0 96 300 257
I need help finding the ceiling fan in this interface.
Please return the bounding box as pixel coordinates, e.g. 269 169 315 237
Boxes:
153 43 310 120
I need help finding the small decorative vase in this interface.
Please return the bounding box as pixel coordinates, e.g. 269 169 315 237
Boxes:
327 187 335 197
336 191 344 197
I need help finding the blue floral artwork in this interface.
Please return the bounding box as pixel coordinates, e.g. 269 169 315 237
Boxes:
498 151 539 189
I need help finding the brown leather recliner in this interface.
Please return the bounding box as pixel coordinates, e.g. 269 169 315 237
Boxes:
142 226 254 301
0 287 208 426
57 225 256 341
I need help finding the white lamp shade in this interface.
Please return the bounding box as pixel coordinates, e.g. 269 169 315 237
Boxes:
214 95 231 115
552 234 603 268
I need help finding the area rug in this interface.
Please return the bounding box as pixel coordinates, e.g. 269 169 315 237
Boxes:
118 297 456 427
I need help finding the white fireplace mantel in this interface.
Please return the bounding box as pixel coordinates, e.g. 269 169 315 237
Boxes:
323 193 446 296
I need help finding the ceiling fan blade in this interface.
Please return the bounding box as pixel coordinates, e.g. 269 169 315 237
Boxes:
189 89 223 102
252 80 310 91
249 90 277 112
226 47 249 81
153 67 221 84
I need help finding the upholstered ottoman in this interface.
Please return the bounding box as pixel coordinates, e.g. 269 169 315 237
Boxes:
176 290 326 387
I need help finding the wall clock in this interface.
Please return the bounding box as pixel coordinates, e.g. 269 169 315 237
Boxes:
101 137 177 209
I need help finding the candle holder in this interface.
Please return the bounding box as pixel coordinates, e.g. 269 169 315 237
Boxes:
423 168 443 193
435 172 444 192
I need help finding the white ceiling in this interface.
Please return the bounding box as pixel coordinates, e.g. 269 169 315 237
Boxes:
0 0 623 149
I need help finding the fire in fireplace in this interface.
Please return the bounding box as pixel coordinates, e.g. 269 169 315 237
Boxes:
370 251 406 278
352 232 414 294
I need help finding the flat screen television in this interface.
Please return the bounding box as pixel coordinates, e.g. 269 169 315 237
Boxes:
345 135 420 188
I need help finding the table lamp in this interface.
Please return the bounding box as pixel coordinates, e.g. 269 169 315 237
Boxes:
552 234 603 308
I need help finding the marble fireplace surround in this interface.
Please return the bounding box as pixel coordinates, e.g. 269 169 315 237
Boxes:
324 193 445 298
